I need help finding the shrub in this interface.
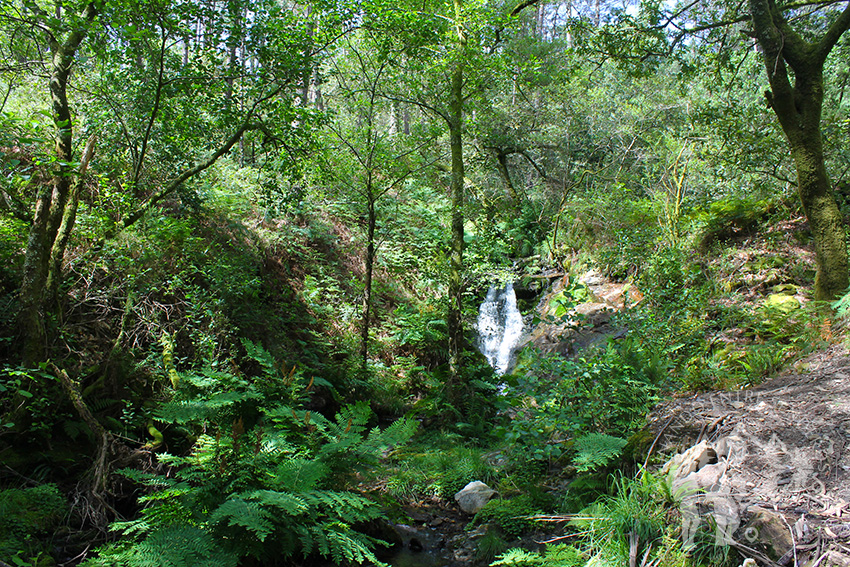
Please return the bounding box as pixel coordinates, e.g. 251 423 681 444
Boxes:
83 342 417 567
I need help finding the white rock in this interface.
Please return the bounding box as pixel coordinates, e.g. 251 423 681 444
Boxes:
454 481 497 514
661 440 717 481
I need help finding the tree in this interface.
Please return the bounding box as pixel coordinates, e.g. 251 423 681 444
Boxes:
369 0 543 402
3 0 329 363
325 34 426 371
12 1 99 365
635 0 850 299
748 0 850 300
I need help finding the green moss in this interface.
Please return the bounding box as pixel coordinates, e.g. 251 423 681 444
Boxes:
0 484 67 563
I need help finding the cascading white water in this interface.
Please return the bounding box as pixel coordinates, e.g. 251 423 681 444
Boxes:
476 282 525 375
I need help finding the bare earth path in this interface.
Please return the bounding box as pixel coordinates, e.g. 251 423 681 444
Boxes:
650 344 850 566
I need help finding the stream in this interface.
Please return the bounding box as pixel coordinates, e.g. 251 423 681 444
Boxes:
383 283 527 567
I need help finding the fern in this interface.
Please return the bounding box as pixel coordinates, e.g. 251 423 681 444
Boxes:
242 489 310 515
240 338 278 378
85 525 238 567
155 390 261 423
85 353 410 566
298 523 385 566
492 544 584 566
492 548 543 566
572 433 628 473
210 497 275 541
272 458 329 491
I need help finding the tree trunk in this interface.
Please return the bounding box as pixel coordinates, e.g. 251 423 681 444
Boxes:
45 134 97 309
446 11 466 398
789 130 847 300
749 0 850 300
494 149 521 210
361 196 376 371
19 4 97 364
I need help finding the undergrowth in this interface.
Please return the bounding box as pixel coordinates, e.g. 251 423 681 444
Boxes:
82 340 417 567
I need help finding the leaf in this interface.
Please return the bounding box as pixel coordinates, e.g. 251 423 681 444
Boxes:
209 497 274 541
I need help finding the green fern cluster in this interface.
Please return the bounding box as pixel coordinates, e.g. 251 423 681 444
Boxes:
571 433 627 473
83 341 416 567
491 544 585 566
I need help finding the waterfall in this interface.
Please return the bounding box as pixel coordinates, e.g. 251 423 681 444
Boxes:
476 282 525 375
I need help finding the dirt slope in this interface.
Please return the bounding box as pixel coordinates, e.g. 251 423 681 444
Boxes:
650 343 850 565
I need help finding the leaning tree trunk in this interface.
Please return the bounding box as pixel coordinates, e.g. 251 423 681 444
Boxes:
749 0 850 300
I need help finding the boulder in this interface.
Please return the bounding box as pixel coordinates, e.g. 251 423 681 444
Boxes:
764 293 800 312
454 481 497 514
661 441 718 481
671 462 727 497
744 506 793 561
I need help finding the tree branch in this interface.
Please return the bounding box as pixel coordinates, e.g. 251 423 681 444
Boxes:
815 1 850 64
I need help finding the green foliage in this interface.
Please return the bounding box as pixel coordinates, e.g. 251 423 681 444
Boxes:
476 529 509 564
558 474 608 513
385 440 497 500
570 474 673 565
639 246 705 308
0 484 67 564
474 495 542 538
84 342 416 566
500 342 659 462
572 433 628 473
491 544 585 567
693 196 771 251
833 288 850 321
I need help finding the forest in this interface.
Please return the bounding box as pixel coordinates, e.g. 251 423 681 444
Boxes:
1 0 850 565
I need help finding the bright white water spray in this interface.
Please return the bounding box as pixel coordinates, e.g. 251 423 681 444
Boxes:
476 282 525 375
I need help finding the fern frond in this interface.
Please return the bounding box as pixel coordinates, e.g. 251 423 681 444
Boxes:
273 458 329 491
304 522 385 566
155 391 261 423
491 547 543 566
209 497 274 541
301 490 380 523
117 467 176 488
139 525 238 567
572 433 627 473
242 489 309 516
240 338 278 378
360 417 417 454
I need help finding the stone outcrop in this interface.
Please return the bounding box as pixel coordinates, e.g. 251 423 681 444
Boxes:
523 270 640 358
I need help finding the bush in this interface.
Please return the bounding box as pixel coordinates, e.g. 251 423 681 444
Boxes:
83 342 417 567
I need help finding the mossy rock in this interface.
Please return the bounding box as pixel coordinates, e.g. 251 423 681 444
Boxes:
771 284 799 295
763 294 800 312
